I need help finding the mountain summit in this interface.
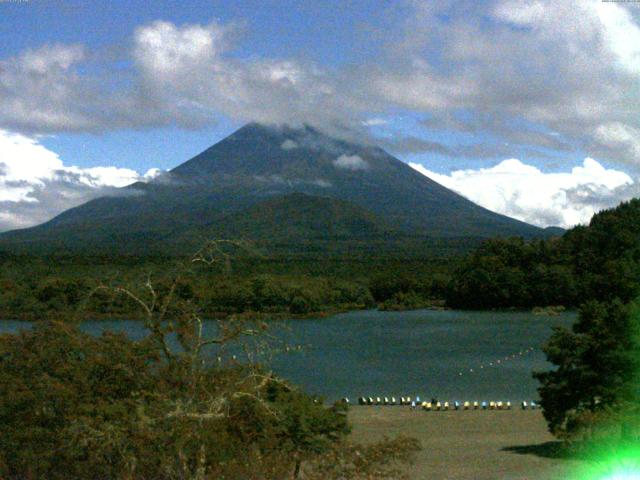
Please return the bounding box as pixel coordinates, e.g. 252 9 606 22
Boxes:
0 123 548 255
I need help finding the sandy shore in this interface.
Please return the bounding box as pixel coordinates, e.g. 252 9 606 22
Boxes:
349 406 587 480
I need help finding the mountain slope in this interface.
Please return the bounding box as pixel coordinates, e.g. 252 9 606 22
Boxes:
218 193 390 240
0 123 549 255
169 123 543 237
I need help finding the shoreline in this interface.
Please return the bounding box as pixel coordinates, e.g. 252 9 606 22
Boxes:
0 304 575 322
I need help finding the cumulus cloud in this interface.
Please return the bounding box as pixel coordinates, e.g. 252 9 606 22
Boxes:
0 130 160 231
373 0 640 165
253 174 331 188
594 123 640 160
333 154 369 171
410 158 635 228
0 22 363 136
0 44 94 133
128 20 366 134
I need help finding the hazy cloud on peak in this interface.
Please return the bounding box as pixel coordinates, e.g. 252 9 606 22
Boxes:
333 154 369 171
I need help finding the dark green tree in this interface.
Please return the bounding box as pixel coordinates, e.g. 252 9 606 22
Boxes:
534 300 640 439
264 382 350 478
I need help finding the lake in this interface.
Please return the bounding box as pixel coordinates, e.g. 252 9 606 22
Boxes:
0 309 575 402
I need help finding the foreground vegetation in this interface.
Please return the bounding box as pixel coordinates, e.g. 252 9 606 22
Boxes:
535 299 640 442
0 245 421 479
527 201 640 464
0 320 421 479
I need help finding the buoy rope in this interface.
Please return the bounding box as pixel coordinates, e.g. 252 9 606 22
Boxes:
457 346 536 377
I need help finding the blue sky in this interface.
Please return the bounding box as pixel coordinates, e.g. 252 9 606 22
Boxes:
1 0 640 230
1 0 389 62
1 0 401 173
0 0 589 173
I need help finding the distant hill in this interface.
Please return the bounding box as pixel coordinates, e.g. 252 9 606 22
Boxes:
0 123 554 256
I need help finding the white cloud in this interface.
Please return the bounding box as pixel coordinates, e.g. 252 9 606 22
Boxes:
133 21 222 74
362 118 388 126
590 1 640 75
20 44 85 74
333 154 369 171
0 130 160 231
410 158 635 228
2 3 640 169
375 0 640 165
281 139 298 150
0 44 95 133
594 122 640 159
129 20 363 134
142 168 163 181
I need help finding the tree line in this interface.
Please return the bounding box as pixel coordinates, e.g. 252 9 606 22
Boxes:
445 199 640 310
4 200 638 320
0 256 451 320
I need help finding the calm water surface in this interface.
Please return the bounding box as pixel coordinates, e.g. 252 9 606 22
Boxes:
0 309 575 402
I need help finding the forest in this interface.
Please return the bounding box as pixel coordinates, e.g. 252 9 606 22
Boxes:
0 253 450 320
2 199 639 319
445 199 640 309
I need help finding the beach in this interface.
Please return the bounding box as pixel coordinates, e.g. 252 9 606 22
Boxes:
349 407 586 480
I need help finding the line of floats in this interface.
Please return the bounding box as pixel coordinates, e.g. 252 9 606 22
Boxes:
342 397 539 410
457 347 536 377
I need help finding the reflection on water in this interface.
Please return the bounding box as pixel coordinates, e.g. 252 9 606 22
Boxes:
0 309 575 402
